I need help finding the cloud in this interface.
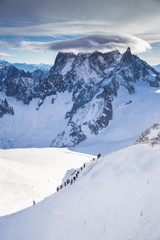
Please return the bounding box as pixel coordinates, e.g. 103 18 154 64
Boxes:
0 0 158 65
18 34 151 54
0 40 13 49
0 18 159 47
138 33 160 44
0 0 94 26
0 0 159 27
0 52 14 58
0 21 110 36
0 0 159 61
0 0 159 40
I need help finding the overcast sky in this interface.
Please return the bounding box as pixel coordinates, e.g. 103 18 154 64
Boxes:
0 0 160 64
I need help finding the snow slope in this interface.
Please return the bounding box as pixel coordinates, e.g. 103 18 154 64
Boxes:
0 81 160 155
0 147 93 216
74 81 160 155
0 144 160 240
0 91 74 149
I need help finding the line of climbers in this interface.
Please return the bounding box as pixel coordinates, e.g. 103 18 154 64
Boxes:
56 153 101 192
93 153 101 161
56 163 85 192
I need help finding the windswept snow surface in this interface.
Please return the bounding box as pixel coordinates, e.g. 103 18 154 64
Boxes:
0 144 160 240
0 148 93 216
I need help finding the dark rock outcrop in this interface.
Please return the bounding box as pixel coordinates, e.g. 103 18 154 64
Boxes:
0 99 14 118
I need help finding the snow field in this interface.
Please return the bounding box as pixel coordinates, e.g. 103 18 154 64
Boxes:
0 91 73 148
0 147 93 216
0 144 160 240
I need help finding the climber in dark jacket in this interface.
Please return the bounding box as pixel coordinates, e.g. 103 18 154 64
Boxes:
97 153 101 159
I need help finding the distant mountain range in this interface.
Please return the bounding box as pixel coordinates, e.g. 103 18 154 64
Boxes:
0 48 160 153
0 59 52 72
153 64 160 73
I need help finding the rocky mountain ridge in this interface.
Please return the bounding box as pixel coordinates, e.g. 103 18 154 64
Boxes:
0 48 160 149
136 123 160 146
0 64 49 104
50 48 160 147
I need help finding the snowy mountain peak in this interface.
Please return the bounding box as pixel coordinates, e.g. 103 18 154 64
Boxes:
136 123 160 146
0 48 160 150
49 52 76 75
50 49 122 78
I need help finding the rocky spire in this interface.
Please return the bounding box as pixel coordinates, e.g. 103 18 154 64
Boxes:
121 47 132 64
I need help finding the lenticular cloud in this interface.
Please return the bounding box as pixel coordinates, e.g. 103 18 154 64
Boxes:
19 34 151 54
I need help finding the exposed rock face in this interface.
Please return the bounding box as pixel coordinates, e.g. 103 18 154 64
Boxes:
0 99 14 118
50 48 160 147
0 48 160 148
136 124 160 146
0 65 49 104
